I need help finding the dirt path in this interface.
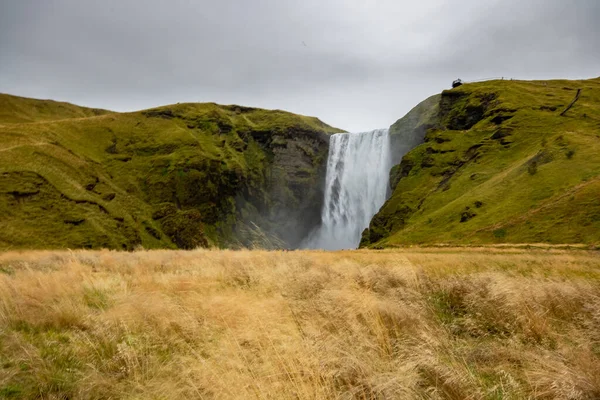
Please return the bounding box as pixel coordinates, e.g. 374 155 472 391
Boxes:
2 112 117 126
0 142 49 153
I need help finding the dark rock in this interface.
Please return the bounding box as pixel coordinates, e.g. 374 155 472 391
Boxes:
241 127 331 248
460 207 477 223
85 177 99 191
421 156 435 168
491 128 512 140
389 94 441 165
153 204 208 249
105 140 118 154
360 205 413 248
440 91 497 131
490 114 514 125
144 225 162 240
540 106 558 112
143 109 176 119
102 193 117 201
64 217 85 226
389 159 414 191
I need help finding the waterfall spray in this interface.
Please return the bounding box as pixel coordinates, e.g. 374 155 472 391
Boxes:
304 129 391 250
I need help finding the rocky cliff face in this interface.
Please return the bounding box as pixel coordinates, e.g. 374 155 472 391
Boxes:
234 128 331 248
387 94 442 194
0 95 340 250
362 77 600 247
359 94 441 247
137 106 336 249
388 93 441 166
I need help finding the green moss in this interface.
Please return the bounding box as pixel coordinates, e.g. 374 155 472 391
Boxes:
364 77 600 247
389 93 441 164
152 203 208 249
0 94 341 250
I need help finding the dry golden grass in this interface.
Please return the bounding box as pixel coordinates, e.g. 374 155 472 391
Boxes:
0 248 599 399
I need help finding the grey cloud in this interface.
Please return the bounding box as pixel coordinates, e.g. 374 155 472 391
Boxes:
1 0 598 131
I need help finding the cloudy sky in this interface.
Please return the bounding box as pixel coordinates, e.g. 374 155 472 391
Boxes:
1 0 598 131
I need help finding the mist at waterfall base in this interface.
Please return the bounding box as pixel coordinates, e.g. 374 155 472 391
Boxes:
303 129 392 250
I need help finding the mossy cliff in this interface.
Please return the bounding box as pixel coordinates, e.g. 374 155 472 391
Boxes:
388 93 441 165
0 95 341 250
362 77 600 247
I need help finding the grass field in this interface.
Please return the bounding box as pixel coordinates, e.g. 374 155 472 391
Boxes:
1 248 599 399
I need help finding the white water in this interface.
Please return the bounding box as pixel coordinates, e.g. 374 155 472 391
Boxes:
304 129 392 250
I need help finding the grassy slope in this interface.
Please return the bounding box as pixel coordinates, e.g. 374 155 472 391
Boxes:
0 93 111 124
364 78 600 247
0 95 340 250
0 248 599 399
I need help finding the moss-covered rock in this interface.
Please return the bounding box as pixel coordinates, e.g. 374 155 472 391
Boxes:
0 95 342 250
152 203 208 249
389 93 441 165
363 77 600 247
0 171 141 250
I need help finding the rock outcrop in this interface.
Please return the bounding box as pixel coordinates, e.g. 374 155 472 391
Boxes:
362 77 600 247
389 93 441 166
0 95 341 250
239 128 331 248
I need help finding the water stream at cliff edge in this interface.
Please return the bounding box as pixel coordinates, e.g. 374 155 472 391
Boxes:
304 129 391 250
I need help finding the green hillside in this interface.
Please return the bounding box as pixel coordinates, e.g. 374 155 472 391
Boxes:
0 93 111 124
362 77 600 247
0 95 341 250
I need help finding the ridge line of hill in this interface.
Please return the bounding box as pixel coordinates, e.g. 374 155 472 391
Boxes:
0 93 342 250
362 76 600 248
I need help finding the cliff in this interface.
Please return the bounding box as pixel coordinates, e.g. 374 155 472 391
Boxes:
0 94 342 250
362 77 600 247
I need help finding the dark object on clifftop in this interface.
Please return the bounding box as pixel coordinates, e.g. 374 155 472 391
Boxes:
452 79 463 88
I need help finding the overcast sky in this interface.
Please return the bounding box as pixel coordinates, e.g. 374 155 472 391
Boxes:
1 0 598 131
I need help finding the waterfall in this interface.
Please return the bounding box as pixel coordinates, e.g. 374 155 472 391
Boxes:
304 129 391 250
